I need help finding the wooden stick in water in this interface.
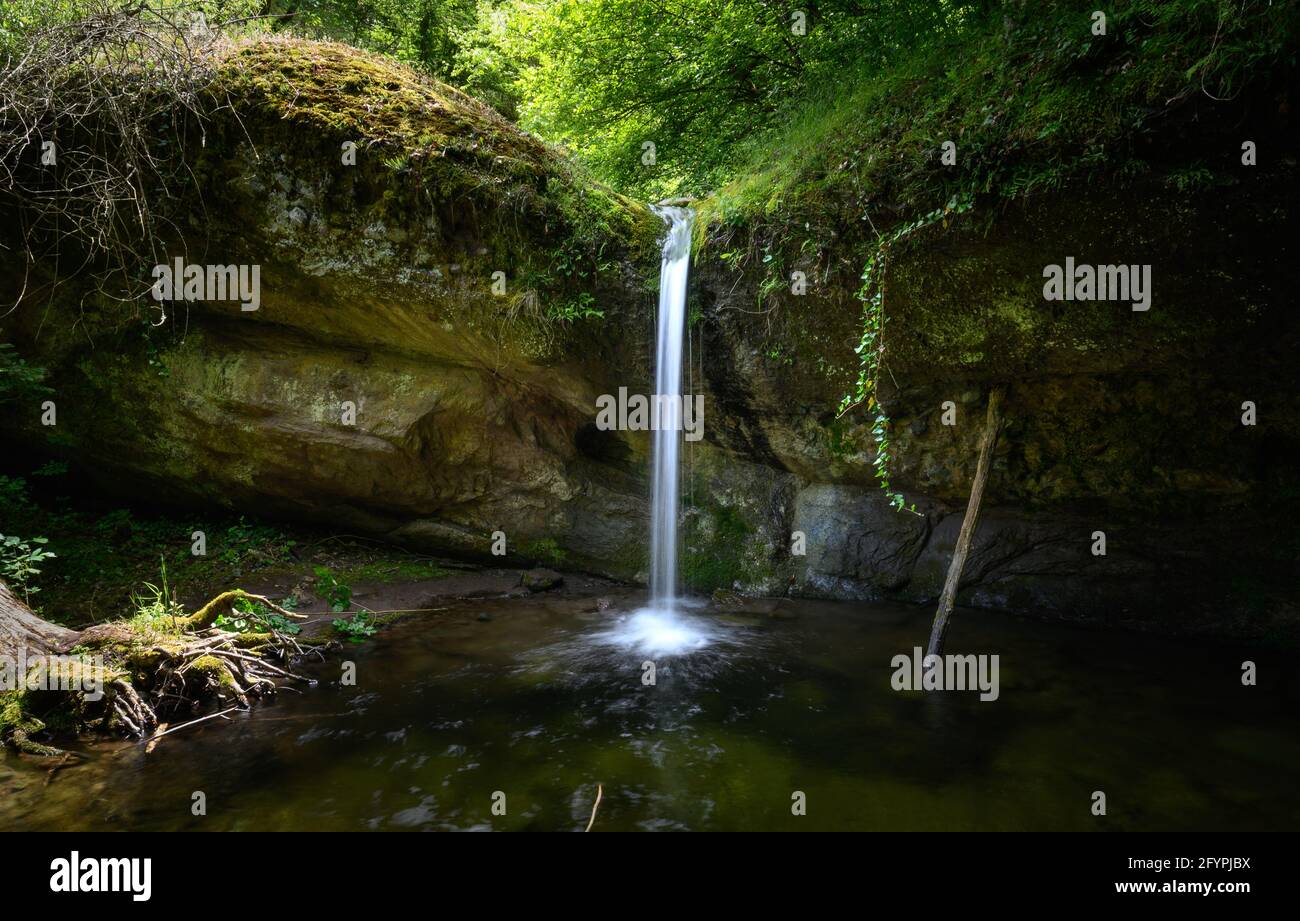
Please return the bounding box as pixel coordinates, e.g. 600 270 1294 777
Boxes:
585 784 604 832
926 385 1006 659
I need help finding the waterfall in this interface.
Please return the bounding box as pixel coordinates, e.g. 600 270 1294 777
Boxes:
649 206 693 612
592 205 715 656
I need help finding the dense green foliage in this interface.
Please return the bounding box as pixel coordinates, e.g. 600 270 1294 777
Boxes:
259 0 520 113
8 0 1294 206
0 469 296 621
702 0 1300 226
494 0 976 198
465 0 1299 204
0 343 49 403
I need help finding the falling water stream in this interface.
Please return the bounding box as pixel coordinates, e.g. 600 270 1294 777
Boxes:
597 206 717 656
649 206 692 609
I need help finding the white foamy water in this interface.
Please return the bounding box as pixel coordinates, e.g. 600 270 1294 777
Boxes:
595 607 716 657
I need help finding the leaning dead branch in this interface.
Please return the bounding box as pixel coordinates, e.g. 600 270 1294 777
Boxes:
585 783 604 832
925 385 1007 658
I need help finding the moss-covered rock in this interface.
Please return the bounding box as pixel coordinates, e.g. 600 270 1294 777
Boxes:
2 39 663 577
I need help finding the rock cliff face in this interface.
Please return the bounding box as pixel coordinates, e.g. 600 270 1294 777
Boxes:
3 40 665 578
688 174 1300 639
3 40 1296 640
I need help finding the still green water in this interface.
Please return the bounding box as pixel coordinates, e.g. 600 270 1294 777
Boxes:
2 595 1296 831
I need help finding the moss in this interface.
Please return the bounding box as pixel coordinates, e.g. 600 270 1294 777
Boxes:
0 691 27 735
604 539 649 583
825 416 870 464
188 655 238 690
338 559 451 583
178 39 661 367
209 37 658 257
213 38 551 181
522 538 567 567
0 690 68 756
681 502 760 594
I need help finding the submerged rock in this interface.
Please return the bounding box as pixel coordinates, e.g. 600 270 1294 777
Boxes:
522 569 563 592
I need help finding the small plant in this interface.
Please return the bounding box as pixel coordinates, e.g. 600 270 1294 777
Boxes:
264 613 300 635
524 538 566 566
215 596 301 635
94 508 135 536
221 517 297 565
547 292 604 323
314 566 352 612
0 343 50 403
31 460 68 478
131 559 184 629
0 533 55 601
0 476 33 514
1166 165 1218 194
332 612 377 643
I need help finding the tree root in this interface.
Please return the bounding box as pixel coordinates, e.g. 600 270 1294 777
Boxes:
5 588 331 752
178 590 307 632
10 718 67 758
109 678 156 736
106 625 325 737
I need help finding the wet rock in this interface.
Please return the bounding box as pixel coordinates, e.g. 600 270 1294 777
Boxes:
522 569 563 592
793 484 929 594
717 613 762 627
